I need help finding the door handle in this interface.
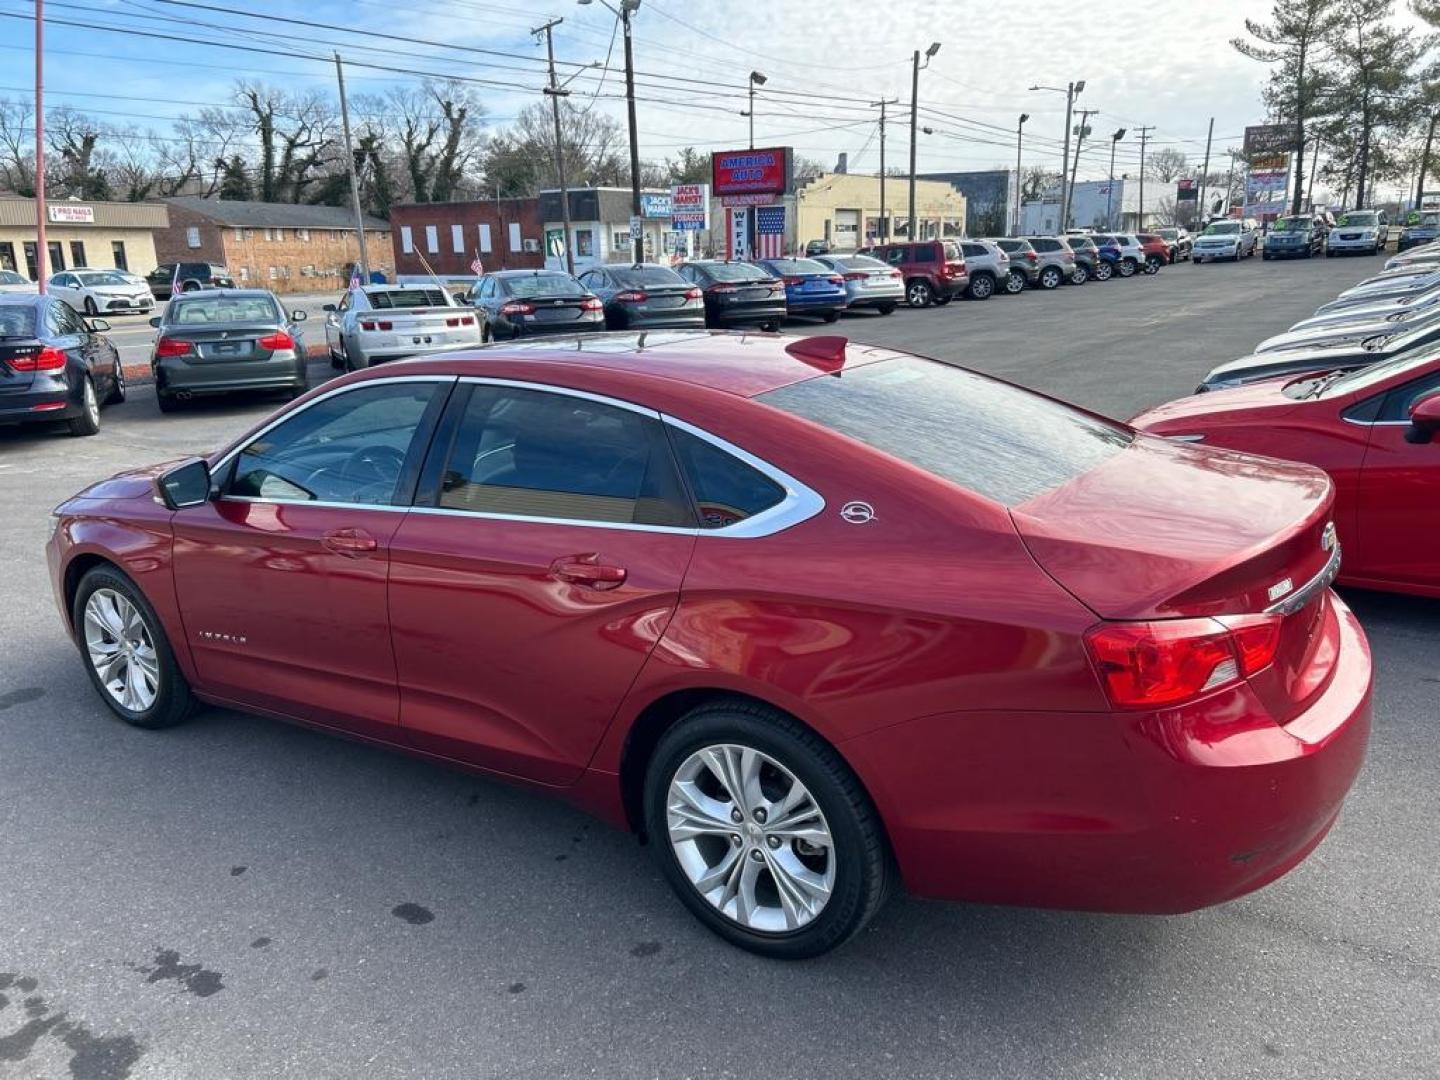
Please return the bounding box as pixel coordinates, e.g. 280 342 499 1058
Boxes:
549 553 627 590
321 527 379 558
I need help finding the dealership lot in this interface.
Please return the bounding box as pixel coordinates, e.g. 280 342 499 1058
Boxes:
1 256 1437 1079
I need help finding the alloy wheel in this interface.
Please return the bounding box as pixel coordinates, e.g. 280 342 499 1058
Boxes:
1095 262 1113 280
1040 267 1062 289
1005 271 1025 294
83 377 98 425
83 588 160 712
970 275 993 299
666 743 836 933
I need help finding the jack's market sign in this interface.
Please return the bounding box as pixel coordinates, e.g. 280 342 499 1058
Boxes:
711 147 793 197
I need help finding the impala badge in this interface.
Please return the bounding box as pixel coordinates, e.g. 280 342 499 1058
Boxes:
199 630 247 645
1267 578 1294 603
840 501 875 524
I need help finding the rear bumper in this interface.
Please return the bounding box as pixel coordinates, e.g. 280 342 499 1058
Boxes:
784 293 848 312
512 317 607 337
620 310 708 329
155 354 306 394
710 301 788 325
842 590 1371 913
351 332 483 358
0 374 83 424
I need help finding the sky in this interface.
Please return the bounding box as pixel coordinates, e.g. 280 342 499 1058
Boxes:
0 0 1430 195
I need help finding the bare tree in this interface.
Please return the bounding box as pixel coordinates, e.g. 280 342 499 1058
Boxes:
0 96 34 195
1146 147 1189 182
236 83 337 203
48 106 111 199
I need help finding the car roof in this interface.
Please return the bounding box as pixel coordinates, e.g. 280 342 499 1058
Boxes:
376 331 899 399
485 269 574 278
0 292 41 306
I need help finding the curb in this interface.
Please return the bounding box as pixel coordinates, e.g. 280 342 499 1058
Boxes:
121 343 331 384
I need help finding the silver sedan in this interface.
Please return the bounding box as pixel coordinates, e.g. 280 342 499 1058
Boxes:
812 254 904 314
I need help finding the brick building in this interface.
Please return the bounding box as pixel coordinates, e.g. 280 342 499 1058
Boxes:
155 197 392 294
389 198 544 277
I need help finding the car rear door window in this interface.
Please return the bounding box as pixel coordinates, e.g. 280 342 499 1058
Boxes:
667 426 786 529
430 385 695 528
226 382 444 506
759 355 1132 506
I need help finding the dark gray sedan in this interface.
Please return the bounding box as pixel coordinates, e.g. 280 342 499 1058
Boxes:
469 270 606 340
149 289 308 413
576 263 706 330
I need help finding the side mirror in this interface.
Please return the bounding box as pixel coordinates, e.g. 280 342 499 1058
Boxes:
290 308 308 321
87 318 111 333
322 303 337 313
148 316 161 328
155 457 213 510
1405 394 1440 444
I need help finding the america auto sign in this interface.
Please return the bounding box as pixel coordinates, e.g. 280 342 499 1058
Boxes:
711 147 793 199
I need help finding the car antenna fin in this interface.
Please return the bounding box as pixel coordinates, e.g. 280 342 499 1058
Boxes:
784 335 848 374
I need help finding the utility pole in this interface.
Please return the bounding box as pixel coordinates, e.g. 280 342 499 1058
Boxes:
1309 137 1321 209
334 53 371 281
1059 83 1077 232
34 0 46 292
1136 125 1155 229
908 42 940 241
872 98 897 242
1197 116 1214 229
534 18 573 274
1065 108 1097 229
620 0 642 264
1106 128 1126 229
1417 114 1437 209
1014 113 1028 236
1223 151 1237 219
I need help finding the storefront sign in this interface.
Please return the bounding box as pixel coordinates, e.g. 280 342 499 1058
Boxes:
1176 178 1197 202
1243 124 1295 157
719 192 780 207
48 204 94 224
639 193 672 219
727 207 749 260
670 183 710 230
712 147 793 198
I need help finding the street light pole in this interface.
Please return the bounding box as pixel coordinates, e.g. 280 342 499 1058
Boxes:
534 18 573 274
1030 81 1084 234
619 0 642 264
1014 113 1028 236
1065 108 1096 230
1107 128 1126 229
908 41 939 241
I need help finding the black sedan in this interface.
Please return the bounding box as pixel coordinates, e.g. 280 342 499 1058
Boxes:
0 293 122 437
576 263 706 330
149 289 309 413
468 270 606 340
675 261 787 330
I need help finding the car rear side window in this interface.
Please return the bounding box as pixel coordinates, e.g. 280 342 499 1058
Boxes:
1031 238 1060 252
666 426 786 530
432 385 694 528
759 356 1132 506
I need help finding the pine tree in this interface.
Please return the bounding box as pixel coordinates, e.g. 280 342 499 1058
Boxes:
217 155 252 201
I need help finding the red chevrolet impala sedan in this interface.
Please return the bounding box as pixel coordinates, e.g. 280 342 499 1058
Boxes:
1132 348 1440 599
48 332 1371 958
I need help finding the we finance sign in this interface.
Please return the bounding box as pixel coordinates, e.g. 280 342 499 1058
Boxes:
711 147 793 198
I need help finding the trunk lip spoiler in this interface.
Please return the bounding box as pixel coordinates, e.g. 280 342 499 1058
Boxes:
1264 543 1342 616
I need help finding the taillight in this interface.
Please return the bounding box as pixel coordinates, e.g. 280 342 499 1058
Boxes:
706 284 738 294
826 275 845 285
580 296 604 311
1026 252 1038 262
499 301 535 316
1084 615 1283 709
257 331 295 351
154 337 193 358
9 346 68 371
683 287 702 300
782 275 804 286
614 290 648 303
940 261 966 277
843 272 867 281
457 315 475 326
358 320 393 331
888 269 902 279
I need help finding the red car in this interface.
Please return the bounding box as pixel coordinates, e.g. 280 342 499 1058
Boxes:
49 333 1371 958
1132 350 1440 598
1137 233 1171 272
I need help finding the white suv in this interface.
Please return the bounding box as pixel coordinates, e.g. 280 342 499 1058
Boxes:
1326 210 1386 257
1193 221 1258 262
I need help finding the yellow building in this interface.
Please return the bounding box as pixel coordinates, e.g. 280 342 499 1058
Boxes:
0 197 169 280
795 173 967 251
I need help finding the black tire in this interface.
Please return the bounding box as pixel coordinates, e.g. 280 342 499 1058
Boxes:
1038 266 1063 289
181 280 200 293
1004 270 1027 294
156 392 180 414
643 700 893 959
1145 256 1162 274
329 347 344 369
876 302 896 315
821 309 841 323
933 294 952 306
1262 252 1272 261
481 323 493 343
906 279 934 307
1093 260 1114 281
83 296 98 317
67 377 101 437
104 362 126 405
966 273 995 300
1117 258 1137 278
760 321 780 333
71 564 195 730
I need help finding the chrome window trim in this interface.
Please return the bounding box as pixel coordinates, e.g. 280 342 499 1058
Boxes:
1265 544 1342 616
222 496 411 514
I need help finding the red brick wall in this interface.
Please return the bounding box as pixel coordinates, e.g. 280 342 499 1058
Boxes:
389 199 545 276
153 204 226 265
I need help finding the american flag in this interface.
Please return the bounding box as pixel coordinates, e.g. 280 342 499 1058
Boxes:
755 205 786 258
350 270 362 289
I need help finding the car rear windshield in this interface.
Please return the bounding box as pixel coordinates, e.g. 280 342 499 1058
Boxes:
1338 212 1378 227
0 306 37 337
167 296 281 324
828 255 888 270
759 355 1132 506
501 274 585 298
1203 223 1240 235
760 258 830 275
367 286 451 308
1031 238 1061 252
699 263 774 282
611 266 688 286
1272 217 1312 232
942 241 962 261
1065 237 1096 249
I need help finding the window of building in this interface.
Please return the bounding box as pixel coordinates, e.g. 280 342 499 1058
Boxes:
69 240 86 267
47 240 65 272
110 241 128 271
401 226 414 254
508 222 521 252
184 225 200 249
611 230 631 253
268 266 277 280
234 228 244 243
23 242 38 280
425 225 439 254
451 224 465 254
478 223 492 253
297 228 310 242
264 228 274 242
0 241 16 272
238 266 249 281
432 385 693 527
575 229 595 258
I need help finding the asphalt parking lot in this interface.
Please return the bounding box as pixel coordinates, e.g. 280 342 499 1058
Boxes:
1 254 1437 1080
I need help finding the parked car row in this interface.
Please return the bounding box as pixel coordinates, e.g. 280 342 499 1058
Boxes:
1134 249 1440 598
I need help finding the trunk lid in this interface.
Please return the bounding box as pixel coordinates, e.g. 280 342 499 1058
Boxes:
163 323 289 363
1013 435 1340 723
